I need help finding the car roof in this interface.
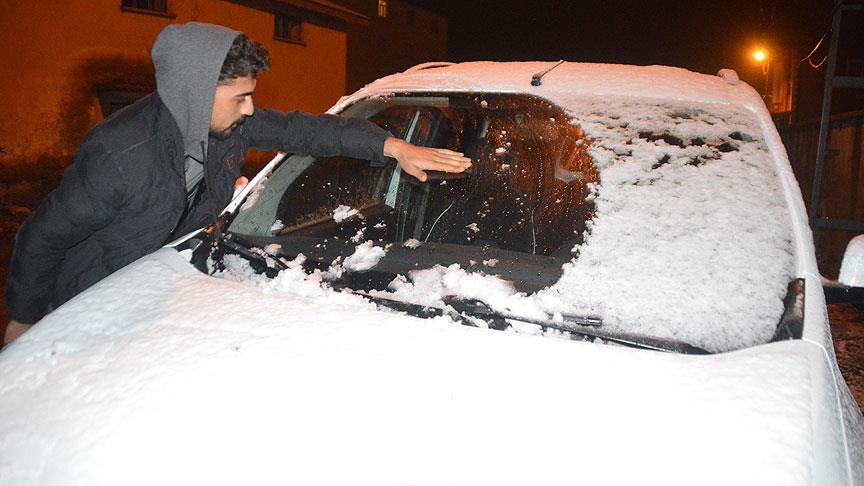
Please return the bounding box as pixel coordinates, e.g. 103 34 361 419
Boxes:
334 61 765 116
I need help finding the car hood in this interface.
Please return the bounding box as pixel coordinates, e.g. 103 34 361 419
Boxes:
0 249 852 485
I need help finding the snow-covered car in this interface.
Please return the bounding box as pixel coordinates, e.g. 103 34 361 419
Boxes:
2 62 863 485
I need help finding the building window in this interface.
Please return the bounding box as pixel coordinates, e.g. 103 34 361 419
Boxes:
378 0 388 18
121 0 169 15
275 13 303 44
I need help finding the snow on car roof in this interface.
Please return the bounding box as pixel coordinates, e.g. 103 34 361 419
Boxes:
338 61 765 113
336 62 797 353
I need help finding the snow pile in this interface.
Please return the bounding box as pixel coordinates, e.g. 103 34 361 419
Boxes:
532 98 794 352
332 204 360 223
0 249 833 485
343 241 387 272
379 264 545 319
402 238 421 249
216 253 368 306
342 62 767 115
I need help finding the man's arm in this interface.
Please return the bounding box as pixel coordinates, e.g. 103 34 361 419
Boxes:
382 137 471 182
243 110 470 180
5 141 128 325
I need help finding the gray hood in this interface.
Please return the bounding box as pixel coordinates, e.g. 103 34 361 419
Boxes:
151 22 239 162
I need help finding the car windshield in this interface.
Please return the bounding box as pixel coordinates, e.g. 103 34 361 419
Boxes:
223 92 796 354
229 94 598 292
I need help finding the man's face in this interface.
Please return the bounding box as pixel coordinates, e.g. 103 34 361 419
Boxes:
210 76 257 139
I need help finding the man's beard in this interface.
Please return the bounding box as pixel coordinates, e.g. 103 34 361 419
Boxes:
210 116 247 140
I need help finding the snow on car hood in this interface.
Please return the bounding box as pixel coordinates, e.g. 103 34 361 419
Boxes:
0 249 840 485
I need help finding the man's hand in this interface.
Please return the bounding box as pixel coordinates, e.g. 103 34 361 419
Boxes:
384 137 471 182
4 320 30 346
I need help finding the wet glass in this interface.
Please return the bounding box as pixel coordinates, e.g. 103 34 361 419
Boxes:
228 93 599 288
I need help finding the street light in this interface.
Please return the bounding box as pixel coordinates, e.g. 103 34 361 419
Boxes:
752 48 770 99
753 49 768 63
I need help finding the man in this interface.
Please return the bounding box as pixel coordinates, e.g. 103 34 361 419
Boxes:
4 22 470 345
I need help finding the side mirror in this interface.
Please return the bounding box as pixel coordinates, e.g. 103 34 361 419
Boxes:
824 235 864 306
839 235 864 287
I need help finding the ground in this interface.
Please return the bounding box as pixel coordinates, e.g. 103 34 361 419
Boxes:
0 165 862 411
828 303 864 407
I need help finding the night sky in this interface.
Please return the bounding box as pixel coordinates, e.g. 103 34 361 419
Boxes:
404 0 837 88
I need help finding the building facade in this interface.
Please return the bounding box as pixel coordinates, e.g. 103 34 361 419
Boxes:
0 0 365 169
335 0 448 93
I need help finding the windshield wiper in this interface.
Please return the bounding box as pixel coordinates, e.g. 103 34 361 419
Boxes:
442 297 602 329
194 232 708 355
356 293 709 354
191 230 287 277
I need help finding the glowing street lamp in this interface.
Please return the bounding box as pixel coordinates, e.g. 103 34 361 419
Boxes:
751 48 770 98
752 49 768 63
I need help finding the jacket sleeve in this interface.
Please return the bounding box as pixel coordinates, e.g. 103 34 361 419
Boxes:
5 140 129 324
242 109 391 167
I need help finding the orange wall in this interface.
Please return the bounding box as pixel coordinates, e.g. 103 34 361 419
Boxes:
0 0 347 168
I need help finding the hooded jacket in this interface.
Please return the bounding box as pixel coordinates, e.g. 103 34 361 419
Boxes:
6 22 389 324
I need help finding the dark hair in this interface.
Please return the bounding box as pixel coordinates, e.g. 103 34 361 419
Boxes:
218 34 271 83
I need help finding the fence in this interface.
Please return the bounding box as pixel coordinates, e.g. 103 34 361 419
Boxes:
777 111 864 278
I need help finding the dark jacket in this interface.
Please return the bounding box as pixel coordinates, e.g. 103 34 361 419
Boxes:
7 21 390 324
6 92 389 325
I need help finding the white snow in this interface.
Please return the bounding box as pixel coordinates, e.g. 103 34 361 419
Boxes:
0 62 853 485
239 178 267 211
525 97 795 352
380 263 542 318
338 62 770 115
269 219 284 233
364 95 792 352
0 249 848 486
350 228 366 243
333 204 360 223
717 68 741 85
262 243 281 256
343 240 387 272
234 64 800 352
839 235 864 287
402 238 422 249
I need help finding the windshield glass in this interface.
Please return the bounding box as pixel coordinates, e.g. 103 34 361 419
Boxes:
230 94 598 291
225 92 795 353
